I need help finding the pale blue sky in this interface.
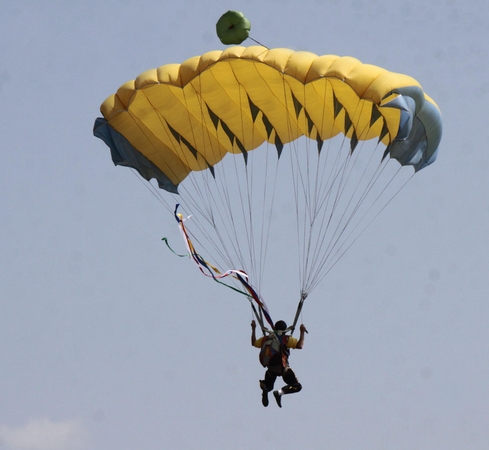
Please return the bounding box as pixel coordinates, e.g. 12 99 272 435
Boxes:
1 1 488 449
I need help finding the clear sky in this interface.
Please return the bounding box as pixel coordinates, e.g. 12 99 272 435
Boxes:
1 1 488 449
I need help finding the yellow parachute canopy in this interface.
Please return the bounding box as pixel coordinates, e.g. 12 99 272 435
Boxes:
94 46 442 300
95 46 441 194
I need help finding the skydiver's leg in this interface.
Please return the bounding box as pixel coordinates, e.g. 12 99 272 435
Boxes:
259 369 277 407
272 367 302 407
263 369 277 392
280 367 302 394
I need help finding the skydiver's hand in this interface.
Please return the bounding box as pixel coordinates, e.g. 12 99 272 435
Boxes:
300 324 308 334
251 320 256 330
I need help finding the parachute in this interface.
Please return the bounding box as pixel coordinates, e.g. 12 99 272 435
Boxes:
94 45 442 331
216 10 251 45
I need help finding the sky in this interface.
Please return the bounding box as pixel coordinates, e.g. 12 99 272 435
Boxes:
1 1 489 449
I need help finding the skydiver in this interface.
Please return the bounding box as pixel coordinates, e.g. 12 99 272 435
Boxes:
251 319 306 407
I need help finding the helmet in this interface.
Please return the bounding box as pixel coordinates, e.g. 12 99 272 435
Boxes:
274 320 287 331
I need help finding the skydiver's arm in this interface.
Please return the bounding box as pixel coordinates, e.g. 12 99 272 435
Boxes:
251 320 257 346
295 324 307 349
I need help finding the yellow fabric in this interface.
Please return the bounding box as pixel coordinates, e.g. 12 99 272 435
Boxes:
100 46 438 187
254 335 298 349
